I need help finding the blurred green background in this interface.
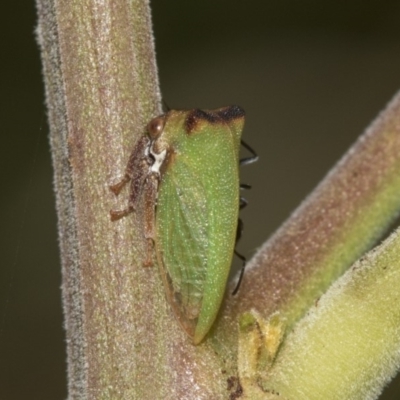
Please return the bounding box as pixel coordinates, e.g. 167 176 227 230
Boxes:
2 1 400 398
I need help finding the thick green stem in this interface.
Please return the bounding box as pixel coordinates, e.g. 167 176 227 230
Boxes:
246 226 400 399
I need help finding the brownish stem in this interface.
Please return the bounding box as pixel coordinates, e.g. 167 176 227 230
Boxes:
36 1 240 398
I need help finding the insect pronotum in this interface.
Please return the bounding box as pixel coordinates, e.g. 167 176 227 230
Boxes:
110 105 257 344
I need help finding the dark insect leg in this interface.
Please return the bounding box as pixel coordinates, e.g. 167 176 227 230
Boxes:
232 218 245 296
239 196 248 210
110 136 149 195
232 185 249 293
110 207 134 221
232 140 258 295
127 157 151 209
109 136 150 221
240 140 258 166
110 176 130 196
240 183 251 190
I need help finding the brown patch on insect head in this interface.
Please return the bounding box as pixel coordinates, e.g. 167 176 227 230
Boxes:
185 106 245 134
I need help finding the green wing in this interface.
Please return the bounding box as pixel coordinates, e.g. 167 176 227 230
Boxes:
156 156 209 334
155 126 240 342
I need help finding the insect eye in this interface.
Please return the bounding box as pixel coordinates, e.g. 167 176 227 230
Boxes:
147 116 166 139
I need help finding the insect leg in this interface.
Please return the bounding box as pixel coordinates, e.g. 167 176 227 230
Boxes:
232 218 246 295
240 140 258 166
110 137 151 221
240 183 251 190
240 196 248 210
110 208 134 221
233 141 258 295
110 136 150 195
233 191 249 291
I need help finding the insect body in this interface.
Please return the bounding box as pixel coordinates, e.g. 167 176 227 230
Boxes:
110 105 248 344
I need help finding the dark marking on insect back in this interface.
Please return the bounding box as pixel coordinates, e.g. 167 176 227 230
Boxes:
216 105 245 122
185 105 245 134
185 109 218 133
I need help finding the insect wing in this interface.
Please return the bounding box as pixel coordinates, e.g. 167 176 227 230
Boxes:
156 157 208 337
156 121 241 343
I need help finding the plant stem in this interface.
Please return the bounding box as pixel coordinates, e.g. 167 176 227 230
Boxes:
36 0 400 397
